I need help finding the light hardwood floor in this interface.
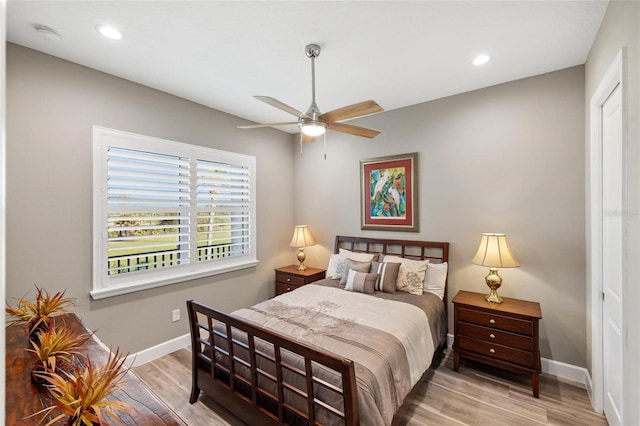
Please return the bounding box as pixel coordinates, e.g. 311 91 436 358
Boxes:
133 348 607 425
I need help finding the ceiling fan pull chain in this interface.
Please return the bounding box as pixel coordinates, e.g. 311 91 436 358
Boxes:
323 132 327 160
299 133 304 158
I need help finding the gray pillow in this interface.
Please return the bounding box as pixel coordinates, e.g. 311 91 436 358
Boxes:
344 270 378 294
339 259 371 286
370 261 401 293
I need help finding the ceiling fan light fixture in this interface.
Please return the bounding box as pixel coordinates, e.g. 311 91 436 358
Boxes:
301 121 327 137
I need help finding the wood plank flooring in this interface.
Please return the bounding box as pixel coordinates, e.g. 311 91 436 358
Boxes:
133 348 607 425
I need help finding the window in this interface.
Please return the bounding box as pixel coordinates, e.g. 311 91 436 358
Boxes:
92 126 257 299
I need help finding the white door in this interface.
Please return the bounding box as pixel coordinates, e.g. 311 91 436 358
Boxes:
602 82 624 426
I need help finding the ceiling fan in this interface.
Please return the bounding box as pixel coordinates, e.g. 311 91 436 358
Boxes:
238 43 383 142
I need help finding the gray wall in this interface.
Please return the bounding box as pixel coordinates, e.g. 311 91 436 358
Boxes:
7 43 589 368
6 43 294 353
295 66 587 367
585 0 640 423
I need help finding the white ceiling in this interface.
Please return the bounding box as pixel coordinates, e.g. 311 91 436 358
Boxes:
7 1 608 134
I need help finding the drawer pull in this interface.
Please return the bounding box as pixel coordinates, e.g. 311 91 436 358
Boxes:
286 278 291 282
286 287 291 291
489 348 496 354
489 319 496 324
489 333 496 339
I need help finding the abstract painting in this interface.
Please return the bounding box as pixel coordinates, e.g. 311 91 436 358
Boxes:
360 153 418 232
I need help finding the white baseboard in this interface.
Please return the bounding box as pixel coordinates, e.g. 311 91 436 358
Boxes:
540 357 591 387
130 333 190 367
447 333 454 347
446 333 592 390
584 368 594 401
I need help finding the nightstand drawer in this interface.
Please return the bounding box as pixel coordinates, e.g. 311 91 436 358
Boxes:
275 282 302 294
458 307 533 336
458 322 532 351
275 271 306 286
458 336 533 367
274 266 326 297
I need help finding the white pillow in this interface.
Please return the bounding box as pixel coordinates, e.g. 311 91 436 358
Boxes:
326 254 342 279
424 262 448 300
339 248 377 262
383 255 429 295
326 249 378 279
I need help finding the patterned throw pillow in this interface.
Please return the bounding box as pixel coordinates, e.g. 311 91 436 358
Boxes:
370 261 401 293
344 270 378 294
339 259 372 286
383 255 429 295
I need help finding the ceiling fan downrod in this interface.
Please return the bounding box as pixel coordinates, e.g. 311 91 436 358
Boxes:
305 43 322 119
301 43 325 135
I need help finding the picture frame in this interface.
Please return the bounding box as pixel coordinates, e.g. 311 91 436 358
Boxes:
360 152 418 232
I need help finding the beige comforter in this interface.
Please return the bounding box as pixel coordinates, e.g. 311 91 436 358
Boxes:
230 280 446 425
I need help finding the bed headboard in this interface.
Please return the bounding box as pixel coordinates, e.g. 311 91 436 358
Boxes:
334 235 450 308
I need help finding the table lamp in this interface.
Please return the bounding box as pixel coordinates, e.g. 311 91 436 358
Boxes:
472 233 520 303
289 225 316 271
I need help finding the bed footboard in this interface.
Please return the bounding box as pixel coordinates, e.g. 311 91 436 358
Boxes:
187 299 359 425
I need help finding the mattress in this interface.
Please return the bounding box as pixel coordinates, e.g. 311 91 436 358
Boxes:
228 278 447 425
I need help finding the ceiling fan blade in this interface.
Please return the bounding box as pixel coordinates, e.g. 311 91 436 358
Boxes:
238 122 298 129
320 100 383 123
255 96 310 119
328 122 381 139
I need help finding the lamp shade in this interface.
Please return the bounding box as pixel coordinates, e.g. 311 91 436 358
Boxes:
472 233 519 268
289 225 316 248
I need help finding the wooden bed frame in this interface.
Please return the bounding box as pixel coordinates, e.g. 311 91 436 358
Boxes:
187 235 449 426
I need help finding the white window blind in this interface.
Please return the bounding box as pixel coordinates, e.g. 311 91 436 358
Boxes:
196 159 251 261
92 127 257 299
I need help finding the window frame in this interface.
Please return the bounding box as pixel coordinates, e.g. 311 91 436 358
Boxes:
92 126 258 300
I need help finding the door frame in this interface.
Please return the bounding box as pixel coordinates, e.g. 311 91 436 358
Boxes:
588 48 627 415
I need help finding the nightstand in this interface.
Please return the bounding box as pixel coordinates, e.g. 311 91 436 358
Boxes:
452 290 542 397
274 265 326 296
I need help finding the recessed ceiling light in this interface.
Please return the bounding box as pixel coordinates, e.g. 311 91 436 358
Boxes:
472 54 491 66
96 25 123 40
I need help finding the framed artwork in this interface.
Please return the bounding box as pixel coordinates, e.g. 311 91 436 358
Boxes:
360 152 418 232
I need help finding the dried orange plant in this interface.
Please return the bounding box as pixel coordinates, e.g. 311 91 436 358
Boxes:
5 286 76 335
33 348 134 425
29 325 92 373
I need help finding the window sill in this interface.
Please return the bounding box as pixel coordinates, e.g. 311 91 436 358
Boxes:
90 259 259 300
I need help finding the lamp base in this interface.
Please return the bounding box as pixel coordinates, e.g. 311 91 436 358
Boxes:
484 267 504 304
296 248 308 271
485 289 503 304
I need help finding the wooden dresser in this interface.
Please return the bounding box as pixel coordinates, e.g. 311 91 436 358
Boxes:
452 290 542 397
6 313 184 425
274 265 326 296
